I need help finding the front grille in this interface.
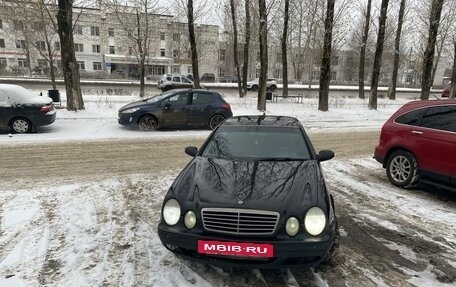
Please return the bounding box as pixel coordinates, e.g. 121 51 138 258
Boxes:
201 208 280 236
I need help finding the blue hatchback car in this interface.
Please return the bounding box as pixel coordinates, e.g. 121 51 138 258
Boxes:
118 89 232 131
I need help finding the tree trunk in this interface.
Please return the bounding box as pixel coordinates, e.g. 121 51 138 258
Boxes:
369 0 389 110
450 40 456 99
241 0 251 97
420 0 444 100
136 10 146 97
282 0 290 98
359 0 372 99
387 0 406 100
230 0 242 98
187 0 200 89
57 0 84 111
257 0 268 111
318 0 336 112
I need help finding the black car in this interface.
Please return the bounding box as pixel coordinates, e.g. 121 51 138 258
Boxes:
0 84 56 133
158 115 339 268
118 89 233 131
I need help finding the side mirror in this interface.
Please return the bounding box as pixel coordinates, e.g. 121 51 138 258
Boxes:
317 150 334 162
162 102 171 108
185 146 198 157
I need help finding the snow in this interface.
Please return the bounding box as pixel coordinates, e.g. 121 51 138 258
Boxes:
0 88 455 286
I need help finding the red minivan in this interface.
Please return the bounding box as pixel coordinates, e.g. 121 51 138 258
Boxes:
374 100 456 189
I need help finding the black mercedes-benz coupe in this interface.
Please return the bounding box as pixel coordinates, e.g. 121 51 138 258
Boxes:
158 115 339 268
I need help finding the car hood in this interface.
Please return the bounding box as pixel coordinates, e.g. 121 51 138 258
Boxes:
171 157 326 211
119 100 151 111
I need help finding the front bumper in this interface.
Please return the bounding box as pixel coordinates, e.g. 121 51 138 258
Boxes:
158 223 336 268
118 113 136 126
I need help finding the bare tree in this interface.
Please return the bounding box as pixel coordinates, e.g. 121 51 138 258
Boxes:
281 0 290 97
387 0 406 100
450 38 456 99
369 0 390 110
358 0 372 99
187 0 201 88
257 0 268 111
57 0 84 111
420 0 445 100
229 0 242 97
318 0 336 112
241 0 251 96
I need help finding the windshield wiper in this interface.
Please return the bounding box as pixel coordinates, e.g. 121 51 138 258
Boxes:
255 157 305 162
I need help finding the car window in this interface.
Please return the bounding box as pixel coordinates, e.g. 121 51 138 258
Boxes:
172 77 181 82
192 93 213 105
395 108 426 126
201 126 310 160
165 93 189 106
420 106 456 132
182 77 192 83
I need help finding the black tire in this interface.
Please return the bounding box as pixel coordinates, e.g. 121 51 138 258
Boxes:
162 86 172 92
321 217 340 267
138 115 158 131
251 85 258 91
209 114 225 130
10 118 32 133
269 85 277 91
386 150 419 188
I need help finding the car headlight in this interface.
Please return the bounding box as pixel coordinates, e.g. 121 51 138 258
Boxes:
121 107 140 114
163 199 181 226
285 217 299 237
304 207 326 236
184 210 197 229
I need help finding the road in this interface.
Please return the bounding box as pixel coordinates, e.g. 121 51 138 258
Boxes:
0 130 455 286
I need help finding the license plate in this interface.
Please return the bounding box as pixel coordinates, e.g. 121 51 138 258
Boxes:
197 240 273 258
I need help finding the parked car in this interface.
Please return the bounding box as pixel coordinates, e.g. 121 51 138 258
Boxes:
218 76 238 83
201 73 216 83
246 78 277 91
374 100 456 190
157 74 193 91
0 84 56 133
118 89 232 131
158 115 339 268
441 82 451 97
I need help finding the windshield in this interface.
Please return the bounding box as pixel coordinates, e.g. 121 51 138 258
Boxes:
201 126 311 160
144 90 175 103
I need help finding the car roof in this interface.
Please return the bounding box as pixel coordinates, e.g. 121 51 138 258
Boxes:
223 115 302 128
401 99 456 109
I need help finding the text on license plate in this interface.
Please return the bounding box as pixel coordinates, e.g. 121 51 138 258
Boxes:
197 240 273 257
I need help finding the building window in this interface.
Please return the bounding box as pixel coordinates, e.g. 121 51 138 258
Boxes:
77 61 85 70
187 66 192 74
256 51 260 62
173 33 180 42
92 44 100 53
54 42 60 51
0 58 7 69
18 58 28 67
0 19 2 29
312 71 320 81
218 68 224 77
255 68 260 78
37 59 47 67
74 43 84 52
93 62 102 71
160 49 166 57
108 28 114 37
331 56 339 66
172 66 180 74
34 22 44 31
160 32 165 40
173 49 179 59
0 39 4 48
109 46 115 54
16 40 26 49
331 71 337 81
14 20 24 30
218 49 225 61
74 25 83 35
90 26 100 36
36 41 46 51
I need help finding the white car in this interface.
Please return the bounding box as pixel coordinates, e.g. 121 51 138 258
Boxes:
157 74 193 91
246 78 277 91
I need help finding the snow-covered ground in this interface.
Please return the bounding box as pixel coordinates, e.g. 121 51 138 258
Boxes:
0 88 455 286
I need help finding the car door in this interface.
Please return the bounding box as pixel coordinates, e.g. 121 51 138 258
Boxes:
188 92 214 127
172 76 181 89
0 90 12 129
413 105 456 184
160 92 191 127
181 76 193 88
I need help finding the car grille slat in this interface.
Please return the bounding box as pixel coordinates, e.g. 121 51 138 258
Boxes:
201 208 280 236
